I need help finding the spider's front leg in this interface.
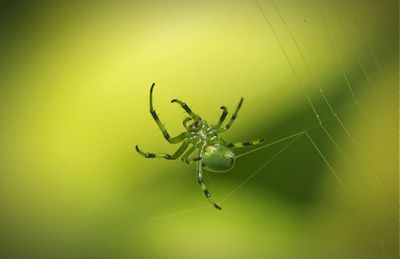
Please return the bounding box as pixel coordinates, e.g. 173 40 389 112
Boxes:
216 106 228 128
171 99 200 120
182 117 192 130
218 97 243 132
149 83 186 144
196 162 222 210
136 142 188 159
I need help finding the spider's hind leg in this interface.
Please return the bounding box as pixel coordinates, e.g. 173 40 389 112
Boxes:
227 138 265 148
136 142 188 160
180 145 200 164
197 163 222 210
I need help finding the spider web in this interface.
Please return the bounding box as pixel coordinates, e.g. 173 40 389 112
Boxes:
94 1 396 258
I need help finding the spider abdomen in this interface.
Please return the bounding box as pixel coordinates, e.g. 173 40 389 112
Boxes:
202 143 236 173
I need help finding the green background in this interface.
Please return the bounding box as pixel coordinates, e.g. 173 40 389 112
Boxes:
0 0 397 258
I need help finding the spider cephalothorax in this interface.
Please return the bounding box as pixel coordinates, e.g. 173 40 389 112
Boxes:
136 83 264 209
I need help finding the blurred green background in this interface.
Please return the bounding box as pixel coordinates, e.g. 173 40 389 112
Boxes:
0 0 397 258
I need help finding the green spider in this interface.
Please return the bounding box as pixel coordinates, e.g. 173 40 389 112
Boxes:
136 83 264 209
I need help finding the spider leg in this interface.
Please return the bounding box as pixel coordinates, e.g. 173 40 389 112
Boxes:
196 162 222 210
150 83 186 144
181 145 202 164
227 138 265 148
216 106 228 128
181 145 195 163
171 99 201 120
135 142 188 159
186 156 202 164
218 97 244 132
182 117 192 129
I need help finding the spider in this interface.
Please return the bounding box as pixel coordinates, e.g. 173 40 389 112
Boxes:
136 83 264 210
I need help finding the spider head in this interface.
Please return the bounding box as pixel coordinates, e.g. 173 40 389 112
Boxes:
188 119 207 132
202 143 236 173
188 120 200 131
